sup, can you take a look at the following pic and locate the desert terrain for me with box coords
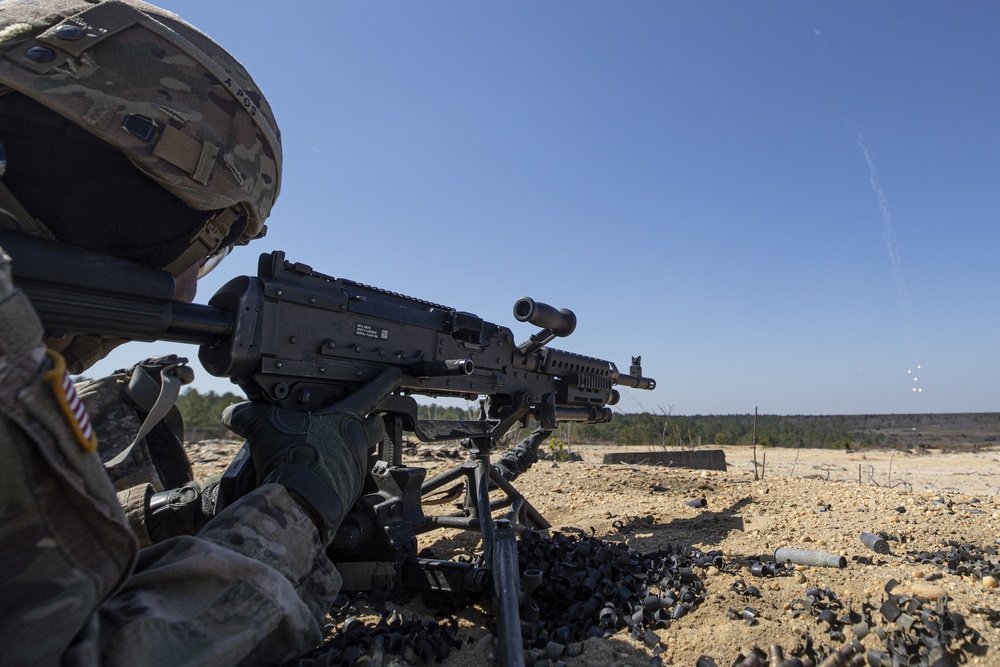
[189,441,1000,666]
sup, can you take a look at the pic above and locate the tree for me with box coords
[176,388,243,441]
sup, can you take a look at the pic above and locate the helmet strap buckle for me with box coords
[162,209,238,277]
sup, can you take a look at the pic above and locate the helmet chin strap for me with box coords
[162,208,240,277]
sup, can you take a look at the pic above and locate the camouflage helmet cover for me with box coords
[0,0,281,263]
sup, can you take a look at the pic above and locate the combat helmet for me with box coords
[0,0,281,276]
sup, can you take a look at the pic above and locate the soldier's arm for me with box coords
[0,258,337,666]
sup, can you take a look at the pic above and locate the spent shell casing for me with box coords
[774,547,847,569]
[860,532,890,555]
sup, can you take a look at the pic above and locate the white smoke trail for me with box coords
[857,134,922,393]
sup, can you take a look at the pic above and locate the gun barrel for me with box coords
[615,373,656,390]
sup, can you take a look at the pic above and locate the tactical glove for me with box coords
[221,369,399,545]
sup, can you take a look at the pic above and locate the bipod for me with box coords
[327,398,550,665]
[417,430,550,667]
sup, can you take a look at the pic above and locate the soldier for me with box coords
[0,1,388,664]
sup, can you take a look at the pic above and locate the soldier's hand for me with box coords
[221,369,400,544]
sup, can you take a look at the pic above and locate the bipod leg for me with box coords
[464,437,526,666]
[494,519,525,667]
[487,464,551,532]
[471,451,495,563]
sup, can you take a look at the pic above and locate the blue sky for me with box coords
[89,2,1000,416]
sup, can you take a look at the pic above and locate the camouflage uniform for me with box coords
[0,271,342,665]
[0,1,347,663]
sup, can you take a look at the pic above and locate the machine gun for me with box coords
[2,230,655,665]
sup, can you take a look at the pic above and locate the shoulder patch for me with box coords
[43,350,97,453]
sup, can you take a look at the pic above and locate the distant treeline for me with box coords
[176,389,243,441]
[174,389,1000,450]
[416,404,1000,449]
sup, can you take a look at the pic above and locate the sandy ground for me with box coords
[611,444,1000,498]
[189,441,1000,666]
